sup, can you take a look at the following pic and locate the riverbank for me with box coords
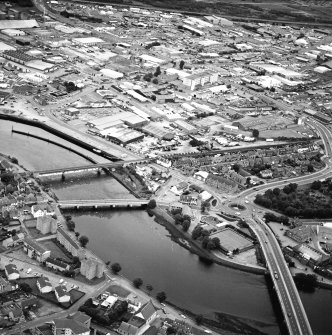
[152,206,266,275]
[0,112,119,161]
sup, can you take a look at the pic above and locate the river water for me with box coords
[1,119,331,335]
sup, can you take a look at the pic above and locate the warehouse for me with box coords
[100,68,124,79]
[72,37,105,45]
[88,111,148,130]
[101,127,144,145]
[142,123,174,140]
[174,119,197,134]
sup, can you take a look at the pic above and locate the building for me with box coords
[0,276,13,293]
[135,301,159,324]
[31,204,55,218]
[117,322,139,335]
[5,264,20,281]
[9,307,25,323]
[52,312,91,335]
[56,228,84,259]
[36,215,57,235]
[23,237,51,262]
[2,232,25,248]
[286,225,313,243]
[54,285,71,303]
[182,71,218,90]
[194,171,209,182]
[80,257,105,280]
[45,257,70,272]
[36,277,53,294]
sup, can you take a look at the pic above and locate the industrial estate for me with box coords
[0,0,332,335]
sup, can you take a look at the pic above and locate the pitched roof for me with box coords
[118,322,139,335]
[54,285,69,298]
[136,301,158,320]
[5,264,19,275]
[37,277,52,288]
[57,228,80,250]
[24,237,49,255]
[46,257,68,269]
[53,318,89,334]
[68,311,91,324]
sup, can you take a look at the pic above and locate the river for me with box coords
[1,119,331,335]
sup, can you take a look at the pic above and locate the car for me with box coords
[161,303,166,307]
[180,314,186,319]
[287,312,292,318]
[204,330,212,334]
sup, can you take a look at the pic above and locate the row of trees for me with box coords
[65,216,89,247]
[171,208,192,232]
[191,226,221,250]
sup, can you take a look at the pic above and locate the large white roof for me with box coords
[0,20,39,30]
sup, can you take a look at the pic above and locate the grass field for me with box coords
[40,239,72,262]
[212,228,253,252]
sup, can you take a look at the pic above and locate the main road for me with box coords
[228,118,332,335]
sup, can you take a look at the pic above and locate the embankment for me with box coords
[0,113,119,161]
[152,206,266,275]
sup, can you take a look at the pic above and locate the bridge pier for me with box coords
[97,169,101,176]
[61,172,65,181]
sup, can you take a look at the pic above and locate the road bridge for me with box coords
[34,158,152,177]
[251,216,313,335]
[58,199,149,209]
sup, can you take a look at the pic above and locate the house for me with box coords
[54,285,71,303]
[31,204,55,218]
[5,264,20,281]
[135,301,159,324]
[194,171,209,182]
[9,306,25,323]
[23,237,51,262]
[260,169,273,178]
[52,312,91,335]
[179,195,198,206]
[0,276,13,293]
[21,297,38,310]
[117,321,139,335]
[2,232,25,248]
[37,277,53,294]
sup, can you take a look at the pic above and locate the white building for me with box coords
[5,264,20,281]
[182,71,218,90]
[54,285,71,303]
[31,204,55,218]
[37,277,53,294]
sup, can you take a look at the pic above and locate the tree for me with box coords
[272,188,281,196]
[152,78,158,84]
[20,283,32,294]
[111,262,122,274]
[79,235,89,248]
[232,164,240,173]
[133,278,143,288]
[166,327,176,335]
[179,60,185,69]
[154,66,161,77]
[182,220,190,232]
[201,200,211,213]
[75,232,80,239]
[174,213,184,225]
[195,314,203,325]
[106,261,111,266]
[156,291,167,303]
[147,199,157,209]
[146,284,153,294]
[307,164,314,173]
[294,273,317,292]
[252,129,259,138]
